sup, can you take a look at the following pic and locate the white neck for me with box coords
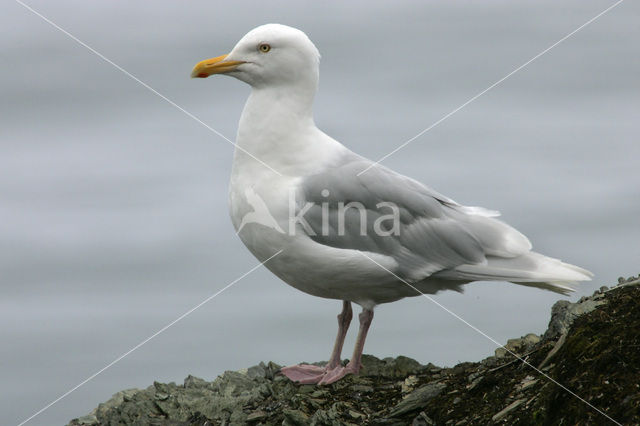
[233,82,327,175]
[238,85,315,147]
[231,66,348,180]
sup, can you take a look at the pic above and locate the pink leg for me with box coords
[327,301,353,369]
[319,308,374,385]
[280,301,353,384]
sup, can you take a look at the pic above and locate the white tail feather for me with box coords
[434,251,593,295]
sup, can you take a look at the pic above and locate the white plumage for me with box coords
[192,24,592,384]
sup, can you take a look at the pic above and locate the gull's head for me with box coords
[191,24,320,89]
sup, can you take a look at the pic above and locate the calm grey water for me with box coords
[1,1,639,424]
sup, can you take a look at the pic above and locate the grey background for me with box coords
[1,1,638,424]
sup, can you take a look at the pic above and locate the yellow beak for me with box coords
[191,54,245,78]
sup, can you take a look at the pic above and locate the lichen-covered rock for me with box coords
[388,382,446,417]
[494,332,541,358]
[544,298,606,340]
[69,275,640,425]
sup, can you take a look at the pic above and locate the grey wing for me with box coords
[297,155,532,282]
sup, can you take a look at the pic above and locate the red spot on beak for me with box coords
[197,73,208,78]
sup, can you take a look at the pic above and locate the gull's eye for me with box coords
[259,43,271,53]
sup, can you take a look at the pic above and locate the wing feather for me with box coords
[297,156,527,282]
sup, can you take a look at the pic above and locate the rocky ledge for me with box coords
[70,275,640,425]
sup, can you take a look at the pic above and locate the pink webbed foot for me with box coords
[280,302,372,385]
[280,364,326,384]
[280,362,360,385]
[317,363,359,385]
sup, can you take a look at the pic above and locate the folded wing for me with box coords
[297,154,591,293]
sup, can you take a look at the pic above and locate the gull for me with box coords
[191,24,592,385]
